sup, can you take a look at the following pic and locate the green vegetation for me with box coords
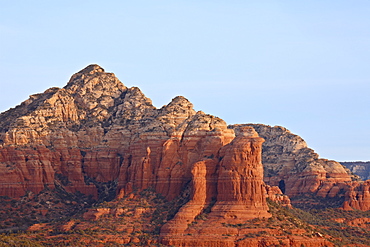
[147,186,190,234]
[267,198,370,246]
[291,193,345,210]
[1,187,370,246]
[0,234,44,247]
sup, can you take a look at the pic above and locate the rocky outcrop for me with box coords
[342,180,370,211]
[159,127,334,246]
[161,127,271,239]
[1,65,357,207]
[334,217,370,229]
[1,67,292,245]
[230,124,370,210]
[265,185,292,208]
[210,127,270,219]
[0,146,55,197]
[0,65,257,207]
[0,65,127,198]
[0,65,368,205]
[82,207,129,220]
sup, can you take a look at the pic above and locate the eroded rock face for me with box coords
[265,185,292,208]
[161,127,271,239]
[0,64,368,221]
[1,64,366,245]
[343,180,370,211]
[211,127,270,219]
[0,146,55,197]
[0,66,281,245]
[0,65,244,205]
[232,124,370,210]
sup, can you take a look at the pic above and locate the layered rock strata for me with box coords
[233,124,370,210]
[0,65,267,209]
[1,64,365,245]
[342,180,370,211]
[161,127,271,238]
[210,127,270,219]
[0,64,368,218]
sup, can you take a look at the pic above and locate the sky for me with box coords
[1,1,370,161]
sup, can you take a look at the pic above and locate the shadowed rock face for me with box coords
[341,161,370,181]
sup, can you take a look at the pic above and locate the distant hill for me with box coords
[341,161,370,181]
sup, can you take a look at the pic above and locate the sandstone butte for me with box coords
[0,64,368,246]
[231,124,370,211]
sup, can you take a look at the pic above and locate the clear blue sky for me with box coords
[1,1,370,161]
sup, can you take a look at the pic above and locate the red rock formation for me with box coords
[160,159,214,236]
[160,127,272,245]
[265,185,292,208]
[0,65,236,204]
[0,146,55,197]
[334,217,370,229]
[0,64,367,203]
[0,65,350,245]
[83,208,111,220]
[117,111,235,200]
[210,126,270,220]
[343,180,370,211]
[233,124,370,210]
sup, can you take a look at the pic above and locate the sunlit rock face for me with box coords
[0,65,234,202]
[231,124,370,210]
[0,64,368,217]
[210,126,270,219]
[1,64,368,246]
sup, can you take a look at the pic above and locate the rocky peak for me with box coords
[167,96,192,106]
[64,64,126,100]
[154,96,196,131]
[111,86,156,126]
[160,96,195,116]
[66,64,106,86]
[0,65,130,146]
[77,64,105,74]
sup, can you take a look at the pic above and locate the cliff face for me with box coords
[0,65,287,245]
[0,65,272,207]
[2,64,368,246]
[161,127,270,239]
[231,124,370,210]
[159,128,334,247]
[0,65,367,207]
[342,180,370,211]
[211,127,270,219]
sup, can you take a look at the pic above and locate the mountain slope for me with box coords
[0,65,369,246]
